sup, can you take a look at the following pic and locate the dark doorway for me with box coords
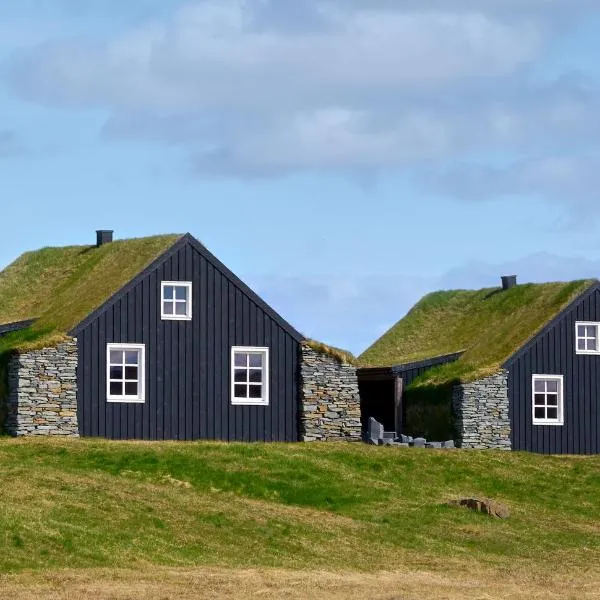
[358,377,396,432]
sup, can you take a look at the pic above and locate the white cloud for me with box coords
[426,155,600,221]
[5,0,600,212]
[10,2,546,111]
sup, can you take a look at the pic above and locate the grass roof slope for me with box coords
[0,234,181,352]
[359,280,595,384]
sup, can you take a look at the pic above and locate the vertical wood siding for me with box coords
[77,241,299,441]
[507,286,600,454]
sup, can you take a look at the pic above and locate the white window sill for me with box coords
[107,397,145,403]
[231,399,269,407]
[532,420,564,426]
[161,315,192,321]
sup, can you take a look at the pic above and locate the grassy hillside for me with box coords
[359,281,593,383]
[0,438,598,583]
[0,235,180,353]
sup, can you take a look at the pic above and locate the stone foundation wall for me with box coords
[452,370,511,449]
[299,344,362,441]
[5,339,79,436]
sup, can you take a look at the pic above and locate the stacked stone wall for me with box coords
[5,339,79,436]
[299,345,361,441]
[452,370,511,449]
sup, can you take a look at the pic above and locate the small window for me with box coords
[231,347,269,406]
[107,344,145,403]
[575,321,600,354]
[161,281,192,321]
[532,375,563,425]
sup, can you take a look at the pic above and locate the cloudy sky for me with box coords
[2,1,600,354]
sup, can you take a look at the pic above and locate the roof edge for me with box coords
[182,234,304,342]
[358,351,464,375]
[69,235,186,335]
[0,319,38,337]
[70,233,305,343]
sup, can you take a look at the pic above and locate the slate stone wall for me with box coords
[299,344,362,441]
[5,339,79,436]
[452,370,511,449]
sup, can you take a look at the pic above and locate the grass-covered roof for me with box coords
[359,279,595,385]
[0,234,181,353]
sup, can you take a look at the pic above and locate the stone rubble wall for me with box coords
[299,344,362,441]
[5,339,79,436]
[452,370,511,449]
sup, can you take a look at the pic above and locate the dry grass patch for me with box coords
[2,566,600,600]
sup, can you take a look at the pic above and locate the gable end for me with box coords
[503,281,600,368]
[182,234,303,342]
[70,233,304,342]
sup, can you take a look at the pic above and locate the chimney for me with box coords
[96,230,114,247]
[501,275,517,290]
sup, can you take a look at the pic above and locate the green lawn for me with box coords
[0,439,598,578]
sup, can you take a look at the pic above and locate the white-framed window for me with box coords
[231,346,269,406]
[532,374,564,426]
[161,281,193,321]
[575,321,600,354]
[107,343,145,403]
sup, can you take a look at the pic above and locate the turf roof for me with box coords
[359,279,596,385]
[0,234,181,353]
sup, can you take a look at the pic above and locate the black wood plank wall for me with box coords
[506,286,600,454]
[77,241,299,441]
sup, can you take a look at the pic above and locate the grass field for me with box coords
[0,438,599,598]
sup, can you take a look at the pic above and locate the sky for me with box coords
[2,1,600,355]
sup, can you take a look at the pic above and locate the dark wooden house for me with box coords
[0,232,317,442]
[359,276,600,454]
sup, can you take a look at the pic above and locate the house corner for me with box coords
[298,343,362,442]
[5,338,79,437]
[452,370,511,450]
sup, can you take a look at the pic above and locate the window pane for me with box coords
[249,385,262,399]
[125,366,138,380]
[534,394,546,406]
[234,353,247,367]
[578,339,586,350]
[125,351,139,365]
[234,369,247,383]
[547,407,558,420]
[534,380,545,392]
[249,353,263,368]
[249,369,262,383]
[546,394,558,406]
[110,366,123,380]
[546,380,558,393]
[163,285,174,300]
[110,382,123,396]
[175,302,187,316]
[586,326,596,337]
[125,382,138,396]
[578,325,586,337]
[534,407,545,419]
[588,339,598,351]
[110,350,123,364]
[163,301,174,315]
[175,286,187,300]
[234,384,247,398]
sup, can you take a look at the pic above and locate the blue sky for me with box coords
[2,1,600,354]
